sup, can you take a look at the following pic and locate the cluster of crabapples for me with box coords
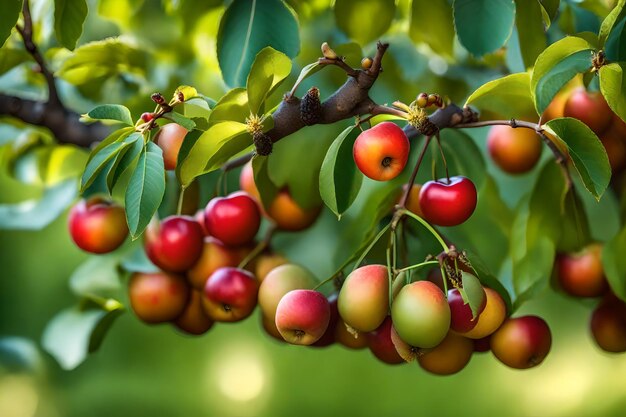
[66,93,626,374]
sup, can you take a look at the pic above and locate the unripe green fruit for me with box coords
[391,280,451,348]
[338,264,389,332]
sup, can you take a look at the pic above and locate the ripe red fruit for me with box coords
[590,296,626,353]
[173,290,214,335]
[419,176,477,227]
[204,191,261,247]
[68,197,128,254]
[140,112,154,122]
[144,215,204,273]
[311,294,339,348]
[155,123,188,170]
[338,264,389,332]
[353,121,410,181]
[563,88,612,135]
[391,280,451,348]
[555,243,608,298]
[129,272,190,324]
[448,287,487,333]
[367,316,405,365]
[490,315,552,369]
[275,289,331,345]
[202,267,258,322]
[487,125,542,174]
[460,287,507,339]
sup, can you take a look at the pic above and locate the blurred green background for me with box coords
[2,0,626,416]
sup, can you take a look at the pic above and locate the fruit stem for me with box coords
[176,186,185,216]
[396,260,439,274]
[398,135,432,208]
[351,223,392,272]
[434,132,450,183]
[400,209,449,253]
[386,230,395,309]
[238,225,276,270]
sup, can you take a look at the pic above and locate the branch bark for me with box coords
[1,0,110,147]
[0,94,110,147]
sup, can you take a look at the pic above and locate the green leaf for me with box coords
[178,121,248,187]
[0,179,76,230]
[81,140,133,191]
[540,0,560,23]
[247,47,292,115]
[108,133,143,191]
[181,98,211,120]
[162,112,196,131]
[335,0,395,45]
[531,36,594,114]
[42,303,123,370]
[175,129,202,183]
[70,255,123,298]
[57,38,147,86]
[319,126,363,218]
[83,104,133,126]
[409,0,454,58]
[599,0,625,46]
[54,0,88,50]
[252,154,278,210]
[460,272,485,319]
[556,187,592,253]
[0,47,29,76]
[515,0,547,69]
[0,0,22,48]
[453,0,515,56]
[125,142,166,238]
[465,72,537,121]
[174,85,198,101]
[603,226,626,301]
[291,62,322,95]
[544,118,611,200]
[217,0,300,88]
[209,88,249,124]
[599,63,626,123]
[605,15,626,61]
[511,162,566,306]
[88,127,134,162]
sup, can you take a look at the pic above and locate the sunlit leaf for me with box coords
[531,36,594,114]
[247,47,292,115]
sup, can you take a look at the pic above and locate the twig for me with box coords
[15,0,61,107]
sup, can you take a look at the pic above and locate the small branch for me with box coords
[222,152,254,172]
[318,57,359,77]
[455,119,538,130]
[0,94,110,147]
[16,0,61,107]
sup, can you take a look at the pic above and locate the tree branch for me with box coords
[15,0,61,107]
[0,0,111,147]
[0,94,110,147]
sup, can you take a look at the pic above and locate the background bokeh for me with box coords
[2,1,626,416]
